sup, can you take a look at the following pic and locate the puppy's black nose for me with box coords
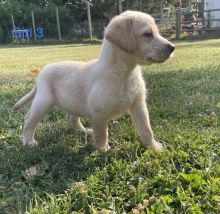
[167,44,175,53]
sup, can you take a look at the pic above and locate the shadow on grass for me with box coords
[144,65,220,122]
[0,127,115,212]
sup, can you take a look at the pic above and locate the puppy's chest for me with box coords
[116,84,138,104]
[106,79,140,109]
[89,70,145,119]
[102,82,138,119]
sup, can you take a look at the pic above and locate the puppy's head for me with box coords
[105,11,175,64]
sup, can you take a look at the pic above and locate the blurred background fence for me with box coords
[1,5,108,43]
[1,0,220,44]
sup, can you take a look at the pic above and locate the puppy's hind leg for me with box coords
[23,96,52,147]
[67,114,93,134]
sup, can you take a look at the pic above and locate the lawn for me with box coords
[0,40,219,213]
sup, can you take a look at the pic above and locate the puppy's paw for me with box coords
[23,138,39,147]
[151,140,163,151]
[142,139,164,151]
[85,128,93,135]
[93,143,111,151]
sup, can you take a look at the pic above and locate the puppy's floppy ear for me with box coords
[105,16,136,54]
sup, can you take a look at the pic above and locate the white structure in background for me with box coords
[204,0,220,28]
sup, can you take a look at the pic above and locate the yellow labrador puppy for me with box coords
[13,11,174,150]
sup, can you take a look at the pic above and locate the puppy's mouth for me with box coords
[146,57,165,64]
[147,58,161,63]
[147,53,174,64]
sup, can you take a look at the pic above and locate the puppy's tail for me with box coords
[13,85,37,111]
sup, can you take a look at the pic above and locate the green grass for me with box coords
[0,40,220,213]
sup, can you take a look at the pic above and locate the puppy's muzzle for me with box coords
[153,44,175,63]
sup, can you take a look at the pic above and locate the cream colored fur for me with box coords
[13,11,174,150]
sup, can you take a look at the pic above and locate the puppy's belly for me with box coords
[109,108,128,120]
[90,98,132,120]
[56,98,88,117]
[109,100,132,119]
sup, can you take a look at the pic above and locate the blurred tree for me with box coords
[0,0,203,43]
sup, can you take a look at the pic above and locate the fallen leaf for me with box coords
[209,112,217,121]
[0,140,7,145]
[22,165,39,180]
[31,67,41,74]
[142,199,150,207]
[149,196,157,205]
[132,208,139,214]
[100,209,111,214]
[137,203,145,211]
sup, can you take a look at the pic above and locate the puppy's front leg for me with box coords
[92,119,110,151]
[129,97,163,150]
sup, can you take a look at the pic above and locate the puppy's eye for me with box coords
[143,32,153,37]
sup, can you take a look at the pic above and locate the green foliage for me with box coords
[0,0,72,43]
[0,40,220,213]
[0,2,12,43]
[0,0,205,43]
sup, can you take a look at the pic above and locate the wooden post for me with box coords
[56,7,62,41]
[86,1,92,40]
[31,11,37,41]
[176,8,181,39]
[119,0,123,14]
[11,14,17,40]
[11,14,15,29]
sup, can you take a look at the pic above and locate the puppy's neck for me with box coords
[99,39,137,73]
